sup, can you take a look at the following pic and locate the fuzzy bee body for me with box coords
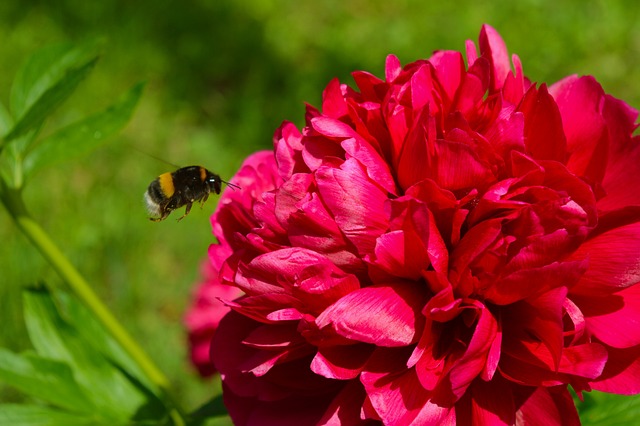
[144,166,232,221]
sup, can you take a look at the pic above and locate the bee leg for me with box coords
[200,193,210,208]
[177,202,193,221]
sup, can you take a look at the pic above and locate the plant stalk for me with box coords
[0,182,186,426]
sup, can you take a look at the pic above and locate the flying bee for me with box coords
[144,166,240,222]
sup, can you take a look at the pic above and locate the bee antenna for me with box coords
[133,147,181,169]
[222,179,241,191]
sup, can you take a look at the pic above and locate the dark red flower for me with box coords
[191,25,640,424]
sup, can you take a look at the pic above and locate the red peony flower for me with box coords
[194,25,640,424]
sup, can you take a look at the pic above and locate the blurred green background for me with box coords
[1,0,639,419]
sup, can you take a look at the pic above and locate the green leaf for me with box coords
[23,82,144,178]
[22,288,146,422]
[10,41,102,121]
[0,404,98,426]
[4,50,99,143]
[53,287,157,395]
[187,395,232,426]
[0,349,94,413]
[579,391,640,425]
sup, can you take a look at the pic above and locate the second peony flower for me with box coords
[190,24,640,425]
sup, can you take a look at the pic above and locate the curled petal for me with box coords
[316,282,427,346]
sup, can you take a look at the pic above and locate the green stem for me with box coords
[0,182,186,426]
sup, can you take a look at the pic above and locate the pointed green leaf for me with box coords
[22,288,146,422]
[0,349,94,413]
[4,56,98,143]
[53,288,157,395]
[23,82,144,177]
[0,404,98,426]
[10,41,102,120]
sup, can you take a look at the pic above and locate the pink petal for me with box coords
[341,136,397,194]
[409,64,435,111]
[368,198,448,280]
[514,386,580,426]
[222,385,337,426]
[447,302,499,398]
[504,287,567,369]
[316,282,426,346]
[569,221,640,295]
[598,135,640,211]
[549,75,609,185]
[385,54,402,82]
[502,53,526,104]
[274,121,305,180]
[316,380,369,425]
[466,376,516,425]
[518,84,567,162]
[315,158,390,256]
[311,344,373,380]
[558,343,608,378]
[429,50,466,108]
[396,116,496,192]
[603,93,639,150]
[352,70,386,102]
[479,24,511,93]
[361,349,453,426]
[591,345,640,394]
[286,191,365,274]
[322,78,349,119]
[573,284,640,348]
[485,260,587,305]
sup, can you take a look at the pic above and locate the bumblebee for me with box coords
[144,166,238,221]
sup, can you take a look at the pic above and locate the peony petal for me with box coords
[502,53,526,104]
[598,134,640,211]
[222,384,338,426]
[368,197,448,280]
[479,24,512,93]
[514,386,580,426]
[591,345,640,394]
[274,121,306,180]
[519,84,567,162]
[429,50,466,108]
[396,111,496,192]
[311,344,373,380]
[361,348,454,426]
[316,282,427,346]
[447,301,499,399]
[603,93,639,150]
[316,380,369,425]
[549,75,609,185]
[315,158,389,256]
[558,343,608,379]
[385,54,402,82]
[352,70,386,102]
[322,78,349,119]
[341,136,397,194]
[569,221,640,295]
[465,375,515,425]
[573,284,640,348]
[486,260,587,306]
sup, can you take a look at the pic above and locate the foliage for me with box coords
[0,1,639,425]
[0,42,230,424]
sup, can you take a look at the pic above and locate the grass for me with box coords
[0,0,639,420]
